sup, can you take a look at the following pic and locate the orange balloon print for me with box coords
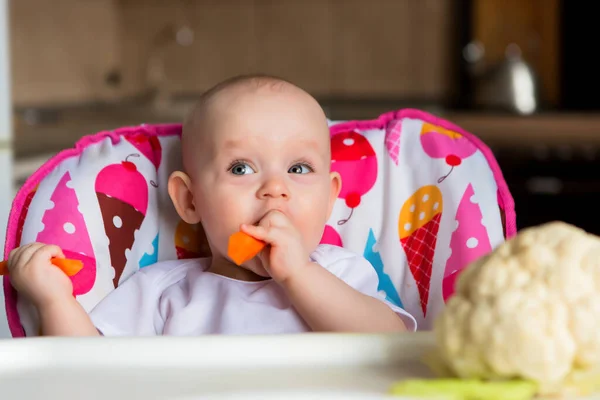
[420,122,463,140]
[174,220,203,260]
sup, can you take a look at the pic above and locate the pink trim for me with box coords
[329,108,516,238]
[3,110,516,337]
[3,124,182,337]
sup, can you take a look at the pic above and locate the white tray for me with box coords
[0,332,436,400]
[0,332,597,400]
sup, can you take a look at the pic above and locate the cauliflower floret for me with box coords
[434,221,600,391]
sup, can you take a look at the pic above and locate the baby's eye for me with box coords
[229,162,256,175]
[288,163,313,174]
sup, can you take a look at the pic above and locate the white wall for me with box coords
[0,0,13,339]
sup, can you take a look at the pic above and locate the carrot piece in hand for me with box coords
[227,231,266,266]
[0,258,83,276]
[51,258,84,276]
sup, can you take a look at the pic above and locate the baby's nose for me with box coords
[257,177,290,199]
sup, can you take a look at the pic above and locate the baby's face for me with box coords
[189,85,339,275]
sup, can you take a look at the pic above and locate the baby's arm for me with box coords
[7,243,99,336]
[241,211,414,333]
[282,260,408,333]
[38,297,99,336]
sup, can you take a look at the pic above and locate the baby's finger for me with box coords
[11,243,44,270]
[241,224,287,246]
[240,224,271,242]
[31,245,64,266]
[6,248,21,273]
[7,248,18,264]
[259,210,291,229]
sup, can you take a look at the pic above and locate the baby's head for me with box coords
[168,74,341,276]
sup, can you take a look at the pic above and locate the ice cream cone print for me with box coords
[330,131,378,225]
[384,120,402,165]
[443,184,492,301]
[174,220,209,259]
[139,234,159,268]
[95,154,149,287]
[398,185,443,317]
[419,122,477,183]
[36,172,96,296]
[364,228,403,308]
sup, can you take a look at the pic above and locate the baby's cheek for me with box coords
[295,197,330,250]
[200,193,251,243]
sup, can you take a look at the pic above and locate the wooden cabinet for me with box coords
[10,0,122,105]
[332,0,453,99]
[10,0,460,107]
[255,0,335,95]
[470,0,560,105]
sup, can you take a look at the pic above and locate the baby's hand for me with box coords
[7,243,73,308]
[241,210,310,284]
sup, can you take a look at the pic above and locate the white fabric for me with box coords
[89,244,417,335]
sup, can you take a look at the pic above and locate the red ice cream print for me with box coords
[398,185,443,317]
[95,154,149,287]
[443,184,492,301]
[330,131,378,225]
[419,122,477,183]
[35,172,97,296]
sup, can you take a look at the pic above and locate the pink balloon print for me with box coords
[443,184,492,301]
[330,131,378,225]
[420,122,477,183]
[384,120,402,165]
[320,224,343,247]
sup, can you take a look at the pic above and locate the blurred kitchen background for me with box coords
[0,0,599,273]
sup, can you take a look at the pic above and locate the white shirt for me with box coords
[90,244,417,335]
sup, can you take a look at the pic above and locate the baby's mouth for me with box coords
[257,208,286,222]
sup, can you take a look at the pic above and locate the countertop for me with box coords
[10,102,600,160]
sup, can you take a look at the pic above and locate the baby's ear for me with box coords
[168,171,201,224]
[327,171,342,219]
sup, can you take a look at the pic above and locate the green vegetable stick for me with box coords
[389,379,538,400]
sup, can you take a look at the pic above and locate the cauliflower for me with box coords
[434,221,600,393]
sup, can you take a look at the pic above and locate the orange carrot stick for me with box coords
[0,258,83,276]
[227,231,266,266]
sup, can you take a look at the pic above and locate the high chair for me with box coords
[2,108,515,336]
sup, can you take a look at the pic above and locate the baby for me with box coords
[7,75,417,335]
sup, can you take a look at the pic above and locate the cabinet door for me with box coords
[11,0,122,105]
[254,0,334,96]
[471,0,560,105]
[331,0,453,99]
[120,0,257,94]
